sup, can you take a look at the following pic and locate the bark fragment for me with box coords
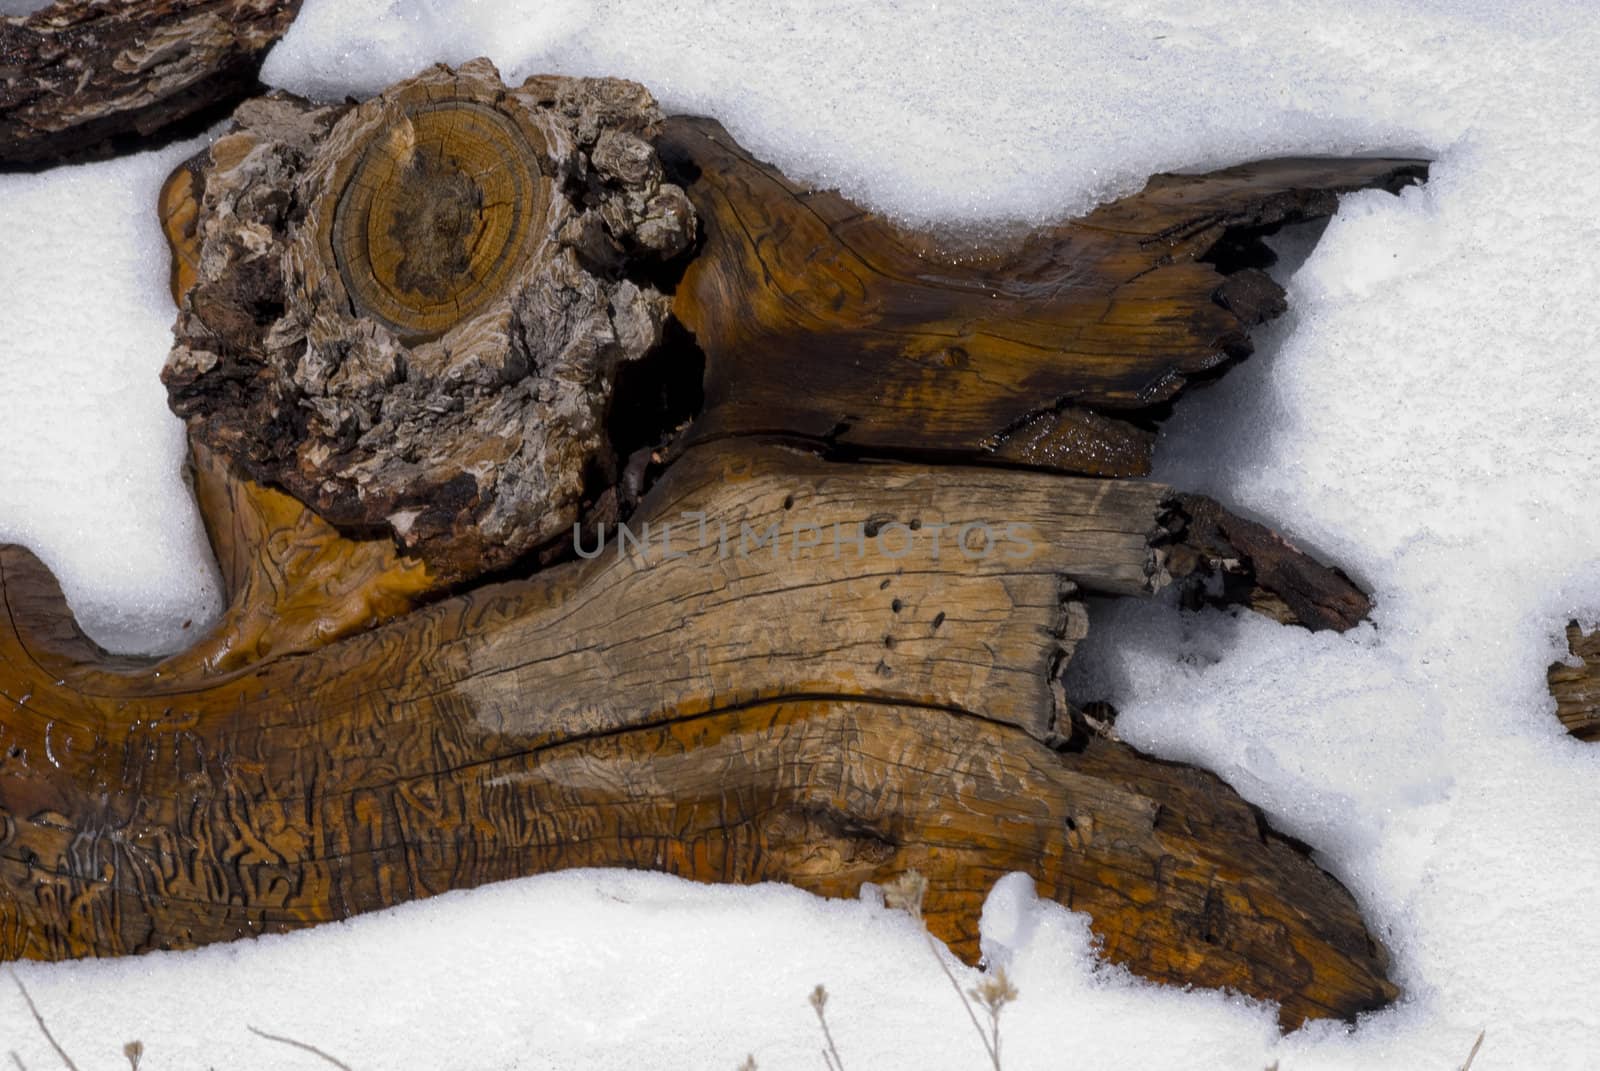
[1549,621,1600,740]
[1154,493,1372,632]
[0,0,302,168]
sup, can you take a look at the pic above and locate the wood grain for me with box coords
[1,78,1428,1027]
[0,443,1393,1027]
[662,116,1426,477]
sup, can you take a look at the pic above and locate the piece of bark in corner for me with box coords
[1154,493,1371,632]
[1549,621,1600,740]
[0,0,303,168]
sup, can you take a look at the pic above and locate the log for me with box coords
[661,116,1426,477]
[1549,621,1600,740]
[0,444,1392,1028]
[159,67,1426,593]
[0,0,302,168]
[0,59,1431,1029]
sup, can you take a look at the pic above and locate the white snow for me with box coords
[4,0,1600,1068]
[0,139,223,654]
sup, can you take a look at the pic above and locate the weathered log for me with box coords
[0,0,301,168]
[661,116,1427,477]
[0,443,1393,1028]
[1549,621,1600,740]
[159,71,1426,593]
[0,61,1430,1028]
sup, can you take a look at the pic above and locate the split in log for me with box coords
[1549,621,1600,740]
[0,59,1435,1030]
[0,0,302,168]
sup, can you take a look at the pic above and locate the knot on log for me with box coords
[162,59,697,583]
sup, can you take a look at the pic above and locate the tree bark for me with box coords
[161,64,697,584]
[0,0,302,168]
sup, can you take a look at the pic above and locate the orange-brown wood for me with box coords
[0,444,1392,1029]
[0,81,1429,1030]
[161,441,434,675]
[662,115,1426,477]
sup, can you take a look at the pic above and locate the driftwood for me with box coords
[0,0,301,168]
[663,118,1425,477]
[1549,622,1600,740]
[0,60,1432,1029]
[0,446,1391,1028]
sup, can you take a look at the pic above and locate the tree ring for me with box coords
[323,97,549,344]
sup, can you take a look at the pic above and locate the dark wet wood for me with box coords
[661,115,1426,477]
[1156,494,1370,632]
[1549,621,1600,740]
[0,0,302,168]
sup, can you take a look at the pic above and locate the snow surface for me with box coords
[4,0,1600,1067]
[0,139,223,654]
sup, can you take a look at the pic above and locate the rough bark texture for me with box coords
[0,67,1437,1029]
[162,60,697,585]
[1549,621,1600,740]
[0,444,1394,1029]
[0,0,301,168]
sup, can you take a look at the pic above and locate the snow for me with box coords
[0,139,223,655]
[4,0,1600,1068]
